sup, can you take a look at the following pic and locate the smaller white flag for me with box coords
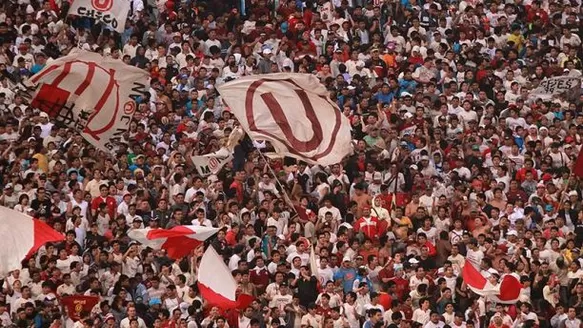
[68,0,130,33]
[190,148,233,177]
[530,76,581,100]
[310,244,319,280]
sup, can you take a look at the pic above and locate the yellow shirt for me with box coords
[32,153,48,173]
[507,33,525,51]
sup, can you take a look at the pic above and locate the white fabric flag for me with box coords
[190,147,233,177]
[68,0,130,33]
[530,76,581,100]
[0,207,64,277]
[21,49,149,152]
[217,73,352,166]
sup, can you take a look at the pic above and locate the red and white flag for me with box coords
[197,246,255,310]
[61,295,100,321]
[22,49,149,152]
[217,73,352,166]
[68,0,130,33]
[462,262,521,303]
[128,226,219,259]
[0,206,64,277]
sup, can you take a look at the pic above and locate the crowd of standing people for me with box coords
[0,0,582,327]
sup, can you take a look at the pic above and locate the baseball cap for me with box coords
[149,298,162,306]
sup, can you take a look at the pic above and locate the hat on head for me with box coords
[149,298,162,306]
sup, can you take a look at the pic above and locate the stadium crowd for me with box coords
[0,0,582,327]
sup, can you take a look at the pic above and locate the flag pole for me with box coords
[255,148,299,217]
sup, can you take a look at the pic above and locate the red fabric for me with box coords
[27,219,65,258]
[146,226,205,259]
[354,216,380,240]
[423,241,437,257]
[249,268,270,291]
[61,295,99,321]
[90,196,117,219]
[574,146,583,178]
[225,230,237,246]
[198,283,255,310]
[378,292,392,310]
[463,262,487,289]
[463,263,522,302]
[498,275,523,302]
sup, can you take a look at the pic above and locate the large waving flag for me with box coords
[462,262,521,303]
[18,49,149,152]
[198,246,254,310]
[0,206,64,277]
[128,226,219,259]
[217,73,352,166]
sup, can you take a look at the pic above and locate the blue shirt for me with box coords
[334,267,357,293]
[375,91,394,104]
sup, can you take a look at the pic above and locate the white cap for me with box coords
[262,48,272,55]
[507,230,518,236]
[412,45,421,53]
[339,222,353,230]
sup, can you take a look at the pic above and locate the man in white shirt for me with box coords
[228,245,245,271]
[466,239,484,266]
[119,306,147,328]
[424,311,446,328]
[561,307,581,328]
[286,241,310,266]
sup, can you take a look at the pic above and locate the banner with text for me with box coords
[191,148,233,177]
[530,76,581,101]
[19,49,149,152]
[68,0,130,33]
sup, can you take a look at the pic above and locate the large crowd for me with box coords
[0,0,582,327]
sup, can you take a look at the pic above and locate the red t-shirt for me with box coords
[91,196,117,219]
[250,267,270,291]
[378,292,392,310]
